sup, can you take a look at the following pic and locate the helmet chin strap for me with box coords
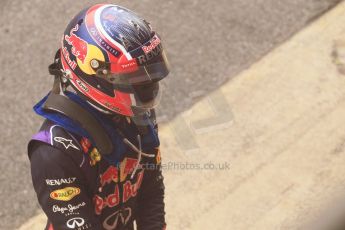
[43,85,114,155]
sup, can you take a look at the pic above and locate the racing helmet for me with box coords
[58,4,170,117]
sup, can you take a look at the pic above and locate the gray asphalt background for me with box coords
[0,0,341,229]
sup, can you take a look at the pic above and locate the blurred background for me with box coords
[1,0,345,229]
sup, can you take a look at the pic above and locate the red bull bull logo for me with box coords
[95,158,144,215]
[65,24,88,63]
[100,166,119,187]
[100,158,138,187]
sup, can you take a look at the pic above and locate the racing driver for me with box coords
[28,4,169,230]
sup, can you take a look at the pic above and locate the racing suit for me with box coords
[28,93,166,230]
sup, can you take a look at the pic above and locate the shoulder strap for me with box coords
[42,93,113,155]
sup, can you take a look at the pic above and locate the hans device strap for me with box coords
[42,93,113,155]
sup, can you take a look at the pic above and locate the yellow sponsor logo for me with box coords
[89,148,101,166]
[50,187,80,201]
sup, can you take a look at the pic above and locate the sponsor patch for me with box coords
[50,187,81,201]
[137,43,163,65]
[53,137,80,150]
[142,35,161,54]
[53,202,86,214]
[89,148,101,166]
[66,217,85,229]
[94,170,144,214]
[103,207,131,230]
[75,80,89,92]
[65,24,88,64]
[62,46,77,70]
[46,177,76,186]
[80,137,91,153]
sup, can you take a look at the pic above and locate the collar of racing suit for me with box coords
[32,91,159,166]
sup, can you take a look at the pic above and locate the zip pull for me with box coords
[130,135,143,179]
[122,135,154,179]
[122,138,155,158]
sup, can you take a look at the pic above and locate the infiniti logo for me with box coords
[66,217,85,228]
[103,207,131,230]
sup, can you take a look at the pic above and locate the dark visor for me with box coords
[93,34,170,86]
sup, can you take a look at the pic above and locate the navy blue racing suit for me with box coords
[28,93,166,230]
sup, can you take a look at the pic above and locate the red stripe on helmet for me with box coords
[85,5,139,75]
[85,4,124,64]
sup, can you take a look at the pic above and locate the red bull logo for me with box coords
[65,24,88,63]
[100,166,119,187]
[122,171,144,202]
[94,170,144,215]
[94,186,120,215]
[95,158,144,215]
[142,35,161,54]
[100,158,138,187]
[62,47,77,70]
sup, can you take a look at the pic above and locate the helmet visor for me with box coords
[94,35,170,86]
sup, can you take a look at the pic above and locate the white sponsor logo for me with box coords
[53,202,86,214]
[103,207,131,230]
[54,137,80,150]
[142,35,161,54]
[46,177,76,186]
[67,217,85,229]
[76,80,89,92]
